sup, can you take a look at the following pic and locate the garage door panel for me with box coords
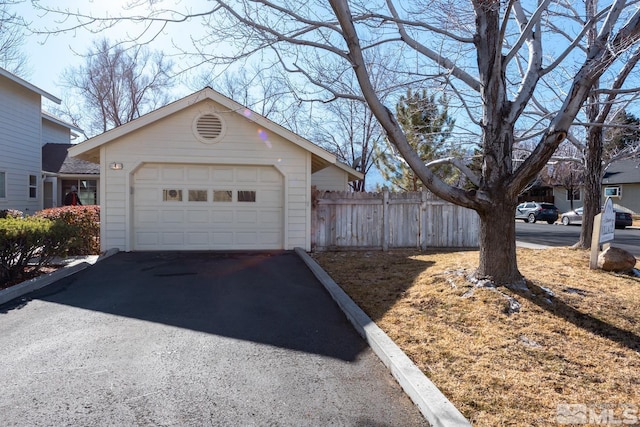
[211,210,234,224]
[161,210,185,223]
[259,210,282,226]
[187,166,210,181]
[187,210,209,223]
[187,232,210,245]
[259,232,282,245]
[236,168,258,182]
[260,168,281,183]
[134,164,284,250]
[162,232,185,245]
[212,232,234,244]
[212,168,234,182]
[136,232,159,246]
[161,165,186,180]
[136,187,159,202]
[259,189,282,206]
[236,231,258,245]
[236,210,258,224]
[137,210,159,224]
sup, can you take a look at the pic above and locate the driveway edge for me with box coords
[295,247,471,427]
[0,248,119,306]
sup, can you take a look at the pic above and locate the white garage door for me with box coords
[133,164,284,250]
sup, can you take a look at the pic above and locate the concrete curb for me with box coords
[516,240,551,249]
[295,247,471,427]
[0,248,120,306]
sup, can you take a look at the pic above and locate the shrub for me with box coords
[0,209,24,219]
[35,206,100,255]
[0,217,74,285]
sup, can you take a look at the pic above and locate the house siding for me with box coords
[607,183,640,214]
[100,99,311,251]
[42,119,72,145]
[311,165,349,191]
[553,187,582,214]
[0,76,42,214]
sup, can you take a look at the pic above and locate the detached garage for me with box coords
[69,87,361,252]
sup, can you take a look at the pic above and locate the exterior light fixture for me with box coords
[109,162,124,170]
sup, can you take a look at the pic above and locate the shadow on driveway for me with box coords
[2,251,367,361]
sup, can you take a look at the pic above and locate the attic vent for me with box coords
[194,113,225,143]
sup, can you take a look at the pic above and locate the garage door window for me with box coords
[213,190,232,202]
[188,190,208,202]
[238,190,256,202]
[163,189,183,201]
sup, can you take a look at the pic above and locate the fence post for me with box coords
[420,190,428,251]
[382,188,389,251]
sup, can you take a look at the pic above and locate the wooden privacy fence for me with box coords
[311,189,479,251]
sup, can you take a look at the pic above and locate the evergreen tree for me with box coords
[376,89,455,191]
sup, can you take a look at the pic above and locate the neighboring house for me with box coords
[0,67,83,212]
[69,87,362,252]
[552,186,582,214]
[602,158,640,214]
[551,158,640,214]
[42,143,100,208]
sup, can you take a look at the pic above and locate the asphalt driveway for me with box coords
[0,251,427,426]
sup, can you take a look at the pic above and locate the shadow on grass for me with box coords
[510,281,640,352]
[320,250,474,322]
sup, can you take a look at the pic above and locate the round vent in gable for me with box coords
[193,113,225,143]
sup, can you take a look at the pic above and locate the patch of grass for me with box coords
[312,248,640,426]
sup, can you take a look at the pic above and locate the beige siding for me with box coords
[0,76,42,213]
[553,187,582,214]
[101,99,311,251]
[610,184,640,214]
[311,165,349,191]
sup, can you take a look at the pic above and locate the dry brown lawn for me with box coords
[312,247,640,426]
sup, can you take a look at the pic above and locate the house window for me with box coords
[62,179,98,205]
[29,175,37,198]
[238,190,256,202]
[566,189,580,201]
[0,172,5,198]
[604,186,621,198]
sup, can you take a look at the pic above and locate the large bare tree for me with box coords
[32,0,640,285]
[61,38,174,137]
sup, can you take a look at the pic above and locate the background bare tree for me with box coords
[0,1,28,75]
[517,0,640,249]
[60,38,174,137]
[31,0,640,285]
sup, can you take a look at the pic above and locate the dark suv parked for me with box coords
[515,202,559,224]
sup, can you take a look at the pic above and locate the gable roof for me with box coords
[42,143,100,175]
[68,87,363,181]
[602,158,640,185]
[0,67,61,104]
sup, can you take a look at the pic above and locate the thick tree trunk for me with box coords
[576,126,603,248]
[475,194,523,285]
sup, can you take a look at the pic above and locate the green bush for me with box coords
[36,206,100,255]
[0,217,74,285]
